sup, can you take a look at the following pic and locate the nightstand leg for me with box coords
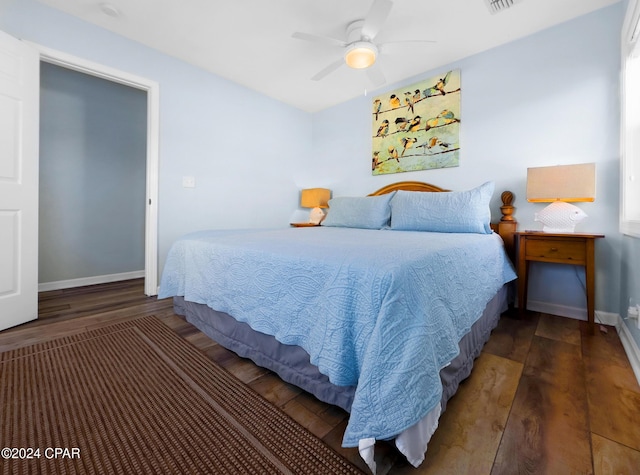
[585,240,596,333]
[518,260,529,318]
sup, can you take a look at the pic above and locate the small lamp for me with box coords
[526,163,596,233]
[301,188,331,224]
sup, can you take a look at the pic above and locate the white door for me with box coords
[0,30,39,330]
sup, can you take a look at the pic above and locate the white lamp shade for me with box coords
[526,163,596,202]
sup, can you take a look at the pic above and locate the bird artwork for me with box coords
[401,137,417,156]
[408,116,422,132]
[372,151,380,170]
[371,69,460,175]
[404,92,414,114]
[425,110,457,130]
[376,119,389,137]
[423,70,452,98]
[388,146,399,162]
[373,99,382,121]
[395,117,409,131]
[420,136,450,152]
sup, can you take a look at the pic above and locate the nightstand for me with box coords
[290,223,321,227]
[516,231,604,328]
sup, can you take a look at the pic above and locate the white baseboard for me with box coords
[525,300,618,326]
[38,270,145,292]
[525,300,587,320]
[617,317,640,386]
[595,310,621,326]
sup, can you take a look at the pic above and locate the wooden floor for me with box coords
[2,279,640,474]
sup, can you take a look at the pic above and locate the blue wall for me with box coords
[39,62,146,283]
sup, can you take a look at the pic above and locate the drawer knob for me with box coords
[550,247,558,252]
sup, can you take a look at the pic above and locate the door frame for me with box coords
[31,43,160,296]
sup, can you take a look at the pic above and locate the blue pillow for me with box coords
[321,192,395,229]
[390,182,494,234]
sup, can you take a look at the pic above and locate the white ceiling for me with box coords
[36,0,620,112]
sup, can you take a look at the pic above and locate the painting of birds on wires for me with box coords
[371,69,461,175]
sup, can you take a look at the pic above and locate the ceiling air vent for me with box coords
[484,0,523,15]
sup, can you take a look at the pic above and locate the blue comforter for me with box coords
[159,227,516,446]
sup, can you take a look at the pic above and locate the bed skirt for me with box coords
[173,284,509,414]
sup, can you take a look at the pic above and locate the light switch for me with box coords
[182,176,195,188]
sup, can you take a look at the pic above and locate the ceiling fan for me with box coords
[292,0,435,87]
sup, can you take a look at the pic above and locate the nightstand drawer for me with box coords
[525,238,586,262]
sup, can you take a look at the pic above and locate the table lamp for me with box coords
[301,188,331,224]
[526,163,595,233]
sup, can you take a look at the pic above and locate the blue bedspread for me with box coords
[159,227,516,446]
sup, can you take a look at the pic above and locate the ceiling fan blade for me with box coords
[361,0,393,40]
[311,58,345,81]
[292,31,347,48]
[366,63,386,88]
[378,40,437,54]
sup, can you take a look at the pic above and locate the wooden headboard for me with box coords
[368,181,517,261]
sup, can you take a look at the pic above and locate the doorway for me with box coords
[39,62,146,292]
[35,44,160,296]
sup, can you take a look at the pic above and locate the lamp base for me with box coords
[308,207,326,225]
[534,201,588,233]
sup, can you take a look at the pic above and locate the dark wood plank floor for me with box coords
[2,279,639,474]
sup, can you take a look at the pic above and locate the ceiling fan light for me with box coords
[344,43,377,69]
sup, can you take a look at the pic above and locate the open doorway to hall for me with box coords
[38,62,147,296]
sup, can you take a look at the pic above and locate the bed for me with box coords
[158,181,517,472]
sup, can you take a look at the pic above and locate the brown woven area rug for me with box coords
[0,316,364,474]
